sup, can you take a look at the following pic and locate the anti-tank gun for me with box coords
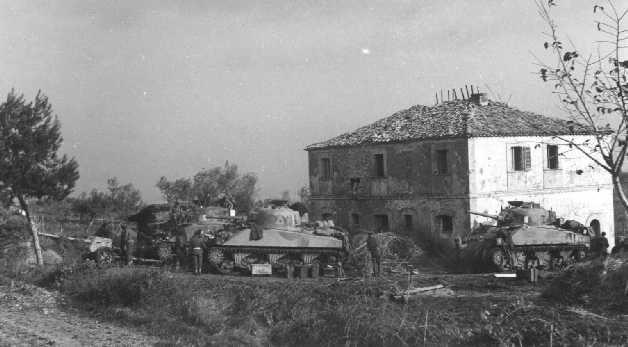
[462,201,591,272]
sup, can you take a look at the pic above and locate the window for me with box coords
[436,150,448,174]
[512,146,531,171]
[404,215,414,229]
[436,215,453,234]
[351,213,360,226]
[374,154,385,177]
[321,158,331,180]
[547,145,559,169]
[350,178,361,194]
[373,214,389,232]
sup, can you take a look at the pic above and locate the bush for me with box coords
[542,260,604,305]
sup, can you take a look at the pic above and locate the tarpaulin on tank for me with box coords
[223,228,343,249]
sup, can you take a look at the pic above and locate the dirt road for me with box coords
[0,282,160,347]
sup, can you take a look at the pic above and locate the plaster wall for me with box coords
[468,136,615,248]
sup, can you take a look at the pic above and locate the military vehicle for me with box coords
[206,205,348,276]
[462,201,591,272]
[128,202,244,262]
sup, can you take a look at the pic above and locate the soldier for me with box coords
[174,227,188,271]
[366,232,381,277]
[190,229,205,274]
[600,232,610,260]
[119,223,129,265]
[119,223,134,265]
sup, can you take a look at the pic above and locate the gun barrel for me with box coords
[469,211,499,219]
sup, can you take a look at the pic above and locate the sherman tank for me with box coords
[206,205,348,275]
[462,201,591,272]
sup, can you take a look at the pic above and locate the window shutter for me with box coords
[524,147,531,170]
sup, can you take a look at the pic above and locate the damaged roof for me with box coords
[305,100,596,150]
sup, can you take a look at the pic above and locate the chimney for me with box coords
[470,93,489,106]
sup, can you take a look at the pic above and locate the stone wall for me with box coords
[308,138,470,239]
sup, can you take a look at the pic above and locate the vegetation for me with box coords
[9,266,620,347]
[157,161,258,213]
[70,177,143,221]
[0,90,79,264]
[535,0,628,210]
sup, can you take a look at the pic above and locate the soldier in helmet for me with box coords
[174,226,188,271]
[189,229,205,274]
[366,232,381,277]
[600,232,609,260]
[119,223,133,265]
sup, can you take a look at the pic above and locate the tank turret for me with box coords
[462,201,590,272]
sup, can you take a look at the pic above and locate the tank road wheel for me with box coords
[94,247,114,266]
[573,248,587,262]
[208,248,237,275]
[209,248,225,265]
[487,247,508,272]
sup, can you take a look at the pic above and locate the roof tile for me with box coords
[306,100,595,150]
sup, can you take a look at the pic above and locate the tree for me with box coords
[298,185,311,205]
[156,176,193,204]
[535,0,628,211]
[156,162,258,213]
[280,190,292,202]
[70,190,107,222]
[0,90,79,265]
[105,177,143,217]
[70,177,143,221]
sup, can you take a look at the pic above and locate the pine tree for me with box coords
[0,90,79,265]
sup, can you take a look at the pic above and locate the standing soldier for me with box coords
[366,232,381,277]
[600,232,610,260]
[120,223,129,266]
[190,229,205,275]
[174,227,188,271]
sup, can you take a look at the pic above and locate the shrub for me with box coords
[542,260,604,305]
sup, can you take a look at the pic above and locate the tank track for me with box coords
[504,244,588,252]
[210,245,345,256]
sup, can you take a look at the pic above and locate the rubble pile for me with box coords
[543,254,628,313]
[348,232,423,270]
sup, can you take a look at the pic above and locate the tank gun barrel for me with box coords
[469,211,499,219]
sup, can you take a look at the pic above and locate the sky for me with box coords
[0,1,602,203]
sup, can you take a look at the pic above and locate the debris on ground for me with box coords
[348,232,423,272]
[386,284,455,302]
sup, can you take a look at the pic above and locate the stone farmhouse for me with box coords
[305,94,615,248]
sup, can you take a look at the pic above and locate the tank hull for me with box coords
[208,227,346,274]
[463,225,590,272]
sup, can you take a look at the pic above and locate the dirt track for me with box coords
[0,282,160,347]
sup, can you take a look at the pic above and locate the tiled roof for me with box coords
[305,100,596,150]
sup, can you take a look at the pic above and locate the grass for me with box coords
[22,266,624,346]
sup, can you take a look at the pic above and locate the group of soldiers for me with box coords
[118,223,206,274]
[173,228,206,274]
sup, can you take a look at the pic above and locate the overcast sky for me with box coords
[0,1,600,203]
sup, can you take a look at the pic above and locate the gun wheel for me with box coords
[94,247,114,266]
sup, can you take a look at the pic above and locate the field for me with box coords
[2,212,628,346]
[2,260,627,347]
